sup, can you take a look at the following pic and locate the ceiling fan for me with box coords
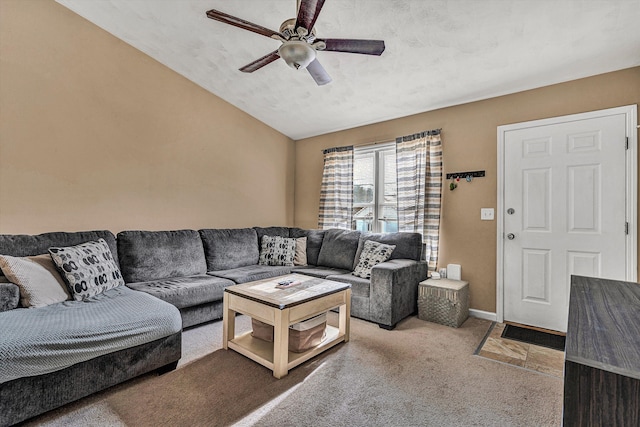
[205,0,385,86]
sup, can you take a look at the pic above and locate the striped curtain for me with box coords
[318,146,354,230]
[396,129,442,270]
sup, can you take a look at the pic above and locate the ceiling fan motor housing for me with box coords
[277,18,323,70]
[279,18,314,41]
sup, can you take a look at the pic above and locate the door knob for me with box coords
[507,233,515,240]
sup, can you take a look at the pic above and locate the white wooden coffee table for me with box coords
[222,273,351,378]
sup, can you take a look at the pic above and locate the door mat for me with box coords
[501,325,565,351]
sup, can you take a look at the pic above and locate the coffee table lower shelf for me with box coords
[228,325,345,372]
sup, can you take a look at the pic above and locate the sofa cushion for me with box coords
[259,235,296,266]
[352,240,396,279]
[199,228,259,271]
[207,265,292,284]
[0,230,119,265]
[254,226,290,243]
[326,273,371,298]
[354,232,422,266]
[317,229,361,270]
[117,230,207,283]
[126,275,234,309]
[293,266,350,279]
[290,228,325,266]
[0,282,20,312]
[49,239,125,301]
[0,254,70,307]
[0,286,181,384]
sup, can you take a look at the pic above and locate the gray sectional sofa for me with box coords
[0,226,427,425]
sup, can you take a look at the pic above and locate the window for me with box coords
[352,143,398,233]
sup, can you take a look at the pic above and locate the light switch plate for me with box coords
[481,208,494,220]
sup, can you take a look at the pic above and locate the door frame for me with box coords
[496,105,638,324]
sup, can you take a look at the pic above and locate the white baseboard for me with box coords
[469,309,497,322]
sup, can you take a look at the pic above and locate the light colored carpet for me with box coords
[24,314,563,427]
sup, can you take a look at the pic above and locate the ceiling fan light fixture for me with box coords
[278,41,316,70]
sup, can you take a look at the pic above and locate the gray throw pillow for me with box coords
[49,238,124,300]
[259,235,296,266]
[352,240,396,279]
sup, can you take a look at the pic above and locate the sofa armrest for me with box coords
[0,282,20,312]
[369,259,429,329]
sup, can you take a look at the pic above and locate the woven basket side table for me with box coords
[418,278,469,328]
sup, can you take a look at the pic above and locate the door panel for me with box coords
[523,168,551,231]
[503,114,627,332]
[522,249,550,302]
[568,164,600,232]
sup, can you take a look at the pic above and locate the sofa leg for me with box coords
[378,323,396,331]
[157,360,178,375]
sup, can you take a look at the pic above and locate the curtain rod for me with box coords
[320,128,441,153]
[353,138,395,148]
[320,139,394,153]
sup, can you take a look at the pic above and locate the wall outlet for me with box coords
[481,208,494,220]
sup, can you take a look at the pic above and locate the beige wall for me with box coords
[2,1,639,314]
[0,0,295,234]
[295,67,640,313]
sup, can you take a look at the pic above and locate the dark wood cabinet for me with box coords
[563,276,640,426]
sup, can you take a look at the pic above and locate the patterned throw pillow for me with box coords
[352,240,396,279]
[49,239,124,300]
[259,235,297,266]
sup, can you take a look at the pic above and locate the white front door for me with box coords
[501,109,632,332]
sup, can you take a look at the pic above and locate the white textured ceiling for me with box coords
[56,0,640,140]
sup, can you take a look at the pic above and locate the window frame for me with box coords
[352,142,397,233]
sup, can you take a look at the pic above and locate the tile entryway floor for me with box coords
[476,322,565,378]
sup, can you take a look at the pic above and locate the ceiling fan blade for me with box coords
[239,50,280,73]
[321,39,385,55]
[206,9,283,39]
[295,0,326,33]
[306,59,332,86]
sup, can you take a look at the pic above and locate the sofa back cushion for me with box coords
[0,230,119,265]
[199,228,259,271]
[117,230,207,283]
[354,232,423,268]
[290,228,325,266]
[316,229,361,270]
[254,226,290,244]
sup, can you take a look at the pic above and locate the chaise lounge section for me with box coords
[0,231,182,427]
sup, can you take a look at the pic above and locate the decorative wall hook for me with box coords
[445,170,485,180]
[446,170,484,191]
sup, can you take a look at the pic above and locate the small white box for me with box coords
[447,264,462,281]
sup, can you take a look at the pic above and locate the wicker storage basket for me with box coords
[418,279,469,328]
[251,312,327,353]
